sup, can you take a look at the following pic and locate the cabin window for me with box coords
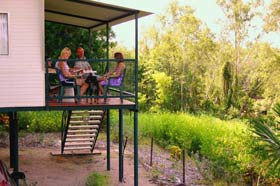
[0,13,8,55]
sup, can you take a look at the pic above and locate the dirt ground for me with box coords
[0,133,154,186]
[0,132,206,186]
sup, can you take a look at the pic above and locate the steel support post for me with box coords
[106,109,110,170]
[133,110,138,186]
[134,11,139,186]
[119,109,124,182]
[9,112,19,186]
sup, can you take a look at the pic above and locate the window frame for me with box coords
[0,12,9,56]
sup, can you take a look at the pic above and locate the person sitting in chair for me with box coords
[98,52,126,98]
[74,46,92,73]
[56,47,89,97]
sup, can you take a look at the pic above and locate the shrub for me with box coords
[168,145,182,160]
[18,111,62,132]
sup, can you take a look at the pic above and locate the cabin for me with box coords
[0,0,152,185]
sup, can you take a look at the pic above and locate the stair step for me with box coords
[72,110,104,114]
[70,115,102,120]
[65,142,93,146]
[68,129,97,133]
[64,146,92,151]
[62,109,103,154]
[69,125,99,129]
[67,134,96,138]
[66,138,95,142]
[69,120,100,124]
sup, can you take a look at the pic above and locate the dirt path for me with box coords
[0,132,206,186]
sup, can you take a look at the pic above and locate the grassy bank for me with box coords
[137,113,255,182]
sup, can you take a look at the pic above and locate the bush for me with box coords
[138,112,259,183]
[18,111,62,132]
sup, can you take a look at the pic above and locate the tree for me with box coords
[140,0,217,112]
[150,72,173,111]
[222,61,233,109]
[264,0,280,32]
[217,0,262,108]
[138,0,279,116]
[45,22,116,59]
[247,43,280,114]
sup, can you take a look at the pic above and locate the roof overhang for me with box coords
[45,0,152,30]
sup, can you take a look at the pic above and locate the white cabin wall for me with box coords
[0,0,45,108]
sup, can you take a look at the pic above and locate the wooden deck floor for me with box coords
[47,98,135,110]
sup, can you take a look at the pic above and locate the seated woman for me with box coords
[98,52,126,97]
[56,47,89,98]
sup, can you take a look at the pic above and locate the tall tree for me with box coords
[140,0,217,112]
[223,61,233,109]
[217,0,262,108]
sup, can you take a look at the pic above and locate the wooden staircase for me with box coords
[61,110,105,154]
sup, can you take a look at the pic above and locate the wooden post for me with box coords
[183,149,186,184]
[150,137,153,166]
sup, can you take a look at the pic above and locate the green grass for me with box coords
[86,172,110,186]
[136,112,257,183]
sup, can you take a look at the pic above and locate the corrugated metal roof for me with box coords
[45,0,152,29]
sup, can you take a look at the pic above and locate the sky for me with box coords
[98,0,279,49]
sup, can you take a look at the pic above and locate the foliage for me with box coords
[252,119,280,168]
[0,114,9,125]
[138,1,280,119]
[140,1,218,113]
[168,145,182,160]
[251,103,280,170]
[222,61,233,109]
[264,0,280,32]
[86,172,110,186]
[45,22,116,59]
[18,111,62,132]
[150,72,173,111]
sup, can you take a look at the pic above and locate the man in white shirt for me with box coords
[74,47,92,71]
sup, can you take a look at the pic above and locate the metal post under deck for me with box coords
[106,109,110,170]
[9,112,19,186]
[106,23,109,73]
[106,22,111,172]
[45,59,49,109]
[134,12,139,186]
[133,110,138,186]
[119,109,124,182]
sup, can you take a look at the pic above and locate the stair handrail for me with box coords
[61,110,72,154]
[90,110,106,152]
